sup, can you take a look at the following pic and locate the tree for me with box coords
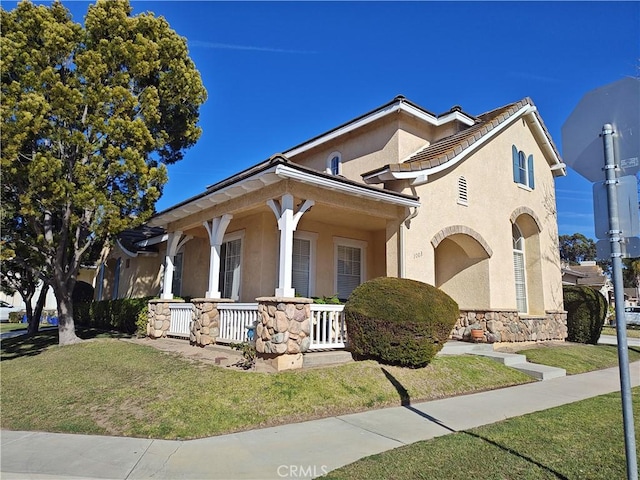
[558,233,596,264]
[0,199,50,336]
[1,0,207,345]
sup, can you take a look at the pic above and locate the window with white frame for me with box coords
[326,151,342,175]
[218,232,243,300]
[171,252,183,297]
[512,145,535,189]
[512,223,527,313]
[334,238,366,300]
[292,232,317,298]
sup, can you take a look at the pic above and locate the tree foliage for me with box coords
[1,0,206,344]
[558,233,596,264]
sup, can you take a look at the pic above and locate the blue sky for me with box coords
[7,1,640,240]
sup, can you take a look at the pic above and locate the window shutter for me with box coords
[527,154,535,189]
[512,145,519,183]
[513,251,527,313]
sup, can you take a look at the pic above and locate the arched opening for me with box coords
[512,212,544,315]
[434,233,491,309]
[72,281,95,303]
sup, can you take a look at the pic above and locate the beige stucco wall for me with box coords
[401,119,564,314]
[290,114,431,182]
[104,243,164,299]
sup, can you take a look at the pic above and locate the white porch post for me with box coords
[161,231,193,300]
[161,232,182,300]
[203,214,233,298]
[267,194,314,298]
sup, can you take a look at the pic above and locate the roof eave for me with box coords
[363,103,567,184]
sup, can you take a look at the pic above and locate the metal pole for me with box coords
[602,123,638,480]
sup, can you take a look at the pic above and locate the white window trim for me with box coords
[512,224,528,314]
[333,237,367,298]
[293,231,318,297]
[325,151,342,175]
[220,230,245,301]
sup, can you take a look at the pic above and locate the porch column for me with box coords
[161,231,193,299]
[267,194,314,297]
[203,214,233,298]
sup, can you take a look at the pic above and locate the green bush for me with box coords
[8,311,24,323]
[344,277,459,368]
[563,285,607,344]
[74,297,152,334]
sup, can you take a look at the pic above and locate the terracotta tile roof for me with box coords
[391,98,531,173]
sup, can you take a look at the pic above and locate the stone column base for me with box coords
[258,353,304,371]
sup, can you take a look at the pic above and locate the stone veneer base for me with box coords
[452,309,567,343]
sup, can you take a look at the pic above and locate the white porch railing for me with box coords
[213,302,347,350]
[217,303,259,344]
[168,303,194,338]
[309,304,346,350]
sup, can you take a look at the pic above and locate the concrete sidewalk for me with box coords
[2,362,639,480]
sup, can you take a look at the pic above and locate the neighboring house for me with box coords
[561,261,612,304]
[100,95,569,355]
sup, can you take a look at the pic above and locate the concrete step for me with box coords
[511,362,566,381]
[472,351,528,367]
[303,350,353,368]
[438,340,494,356]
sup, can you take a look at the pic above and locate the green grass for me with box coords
[321,388,640,480]
[602,324,640,339]
[0,323,28,333]
[517,344,640,375]
[1,330,532,439]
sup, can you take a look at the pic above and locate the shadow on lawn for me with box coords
[1,328,132,361]
[381,367,570,479]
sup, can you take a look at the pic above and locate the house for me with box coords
[561,261,612,304]
[99,95,569,369]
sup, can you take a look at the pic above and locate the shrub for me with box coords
[74,297,152,335]
[344,277,459,368]
[563,285,607,344]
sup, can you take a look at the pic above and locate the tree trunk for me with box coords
[52,281,81,345]
[27,285,48,336]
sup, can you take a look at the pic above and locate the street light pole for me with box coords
[602,123,638,480]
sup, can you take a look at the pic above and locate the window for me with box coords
[334,238,366,300]
[292,238,311,297]
[218,234,243,300]
[326,151,342,175]
[457,176,468,205]
[512,224,527,313]
[512,145,535,189]
[112,258,122,300]
[172,252,183,297]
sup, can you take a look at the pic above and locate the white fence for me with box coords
[309,304,346,350]
[217,303,260,344]
[168,303,194,338]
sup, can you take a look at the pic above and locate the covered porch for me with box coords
[144,157,420,369]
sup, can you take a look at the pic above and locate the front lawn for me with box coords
[602,325,640,339]
[322,387,640,480]
[517,344,640,375]
[1,330,532,439]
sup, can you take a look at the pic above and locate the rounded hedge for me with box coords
[344,277,459,368]
[563,284,607,344]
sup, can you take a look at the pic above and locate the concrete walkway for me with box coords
[2,361,639,480]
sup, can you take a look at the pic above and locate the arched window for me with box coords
[326,152,342,175]
[512,145,535,189]
[512,223,527,313]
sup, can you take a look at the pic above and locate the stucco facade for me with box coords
[100,95,567,341]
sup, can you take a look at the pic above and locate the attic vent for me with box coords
[457,176,468,205]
